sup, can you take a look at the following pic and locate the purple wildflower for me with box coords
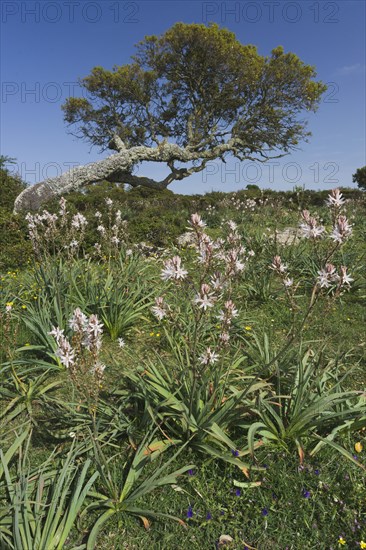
[187,506,193,518]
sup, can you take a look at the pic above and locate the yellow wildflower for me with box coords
[149,332,154,337]
[245,326,252,331]
[156,333,160,337]
[338,537,346,545]
[21,305,27,309]
[360,541,366,549]
[355,442,363,453]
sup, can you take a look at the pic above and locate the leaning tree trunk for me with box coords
[13,139,242,213]
[13,144,171,213]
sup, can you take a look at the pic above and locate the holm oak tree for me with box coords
[14,23,326,212]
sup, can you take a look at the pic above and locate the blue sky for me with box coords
[1,0,365,193]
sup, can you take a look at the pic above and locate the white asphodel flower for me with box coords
[218,300,238,322]
[325,188,345,209]
[330,215,352,243]
[87,314,104,338]
[151,297,167,320]
[194,293,215,311]
[199,347,219,366]
[283,277,293,288]
[55,337,75,369]
[224,300,238,317]
[270,255,288,274]
[69,308,88,331]
[299,210,325,239]
[219,332,230,344]
[194,284,215,311]
[227,220,237,231]
[48,325,65,344]
[210,272,224,290]
[339,265,354,287]
[189,213,206,228]
[71,213,88,230]
[316,263,338,288]
[161,256,188,281]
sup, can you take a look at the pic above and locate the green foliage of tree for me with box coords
[62,22,326,173]
[352,166,366,190]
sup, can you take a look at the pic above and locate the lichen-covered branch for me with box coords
[13,140,244,213]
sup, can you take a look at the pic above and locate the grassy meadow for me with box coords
[1,178,366,549]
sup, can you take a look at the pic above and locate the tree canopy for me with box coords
[352,166,366,190]
[14,23,326,212]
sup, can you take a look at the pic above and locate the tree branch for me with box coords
[13,139,276,213]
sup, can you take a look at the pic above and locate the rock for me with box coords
[271,227,300,245]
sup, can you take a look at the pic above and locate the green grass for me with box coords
[78,447,366,550]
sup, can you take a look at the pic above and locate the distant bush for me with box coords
[352,166,366,190]
[1,177,365,272]
[0,164,26,210]
[0,166,32,270]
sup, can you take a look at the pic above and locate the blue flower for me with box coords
[187,506,193,518]
[188,469,195,476]
[261,508,269,516]
[235,488,241,497]
[302,489,311,499]
[206,512,212,520]
[314,469,320,475]
[231,449,239,457]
